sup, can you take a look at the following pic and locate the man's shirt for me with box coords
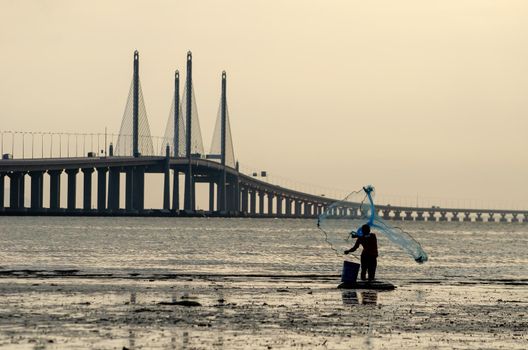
[352,233,378,257]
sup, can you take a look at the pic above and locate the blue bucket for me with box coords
[341,261,360,283]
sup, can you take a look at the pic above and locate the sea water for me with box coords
[1,216,526,282]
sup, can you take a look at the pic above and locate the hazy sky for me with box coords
[1,1,527,208]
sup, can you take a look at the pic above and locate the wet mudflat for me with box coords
[0,273,526,349]
[0,217,527,348]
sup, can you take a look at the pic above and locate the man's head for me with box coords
[361,224,371,235]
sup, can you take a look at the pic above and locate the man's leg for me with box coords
[360,255,367,281]
[368,257,377,281]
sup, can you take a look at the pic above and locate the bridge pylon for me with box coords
[184,51,195,211]
[207,71,237,213]
[133,51,139,157]
[115,50,154,157]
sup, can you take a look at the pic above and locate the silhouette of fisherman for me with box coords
[344,224,378,281]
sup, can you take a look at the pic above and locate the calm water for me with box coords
[1,217,527,281]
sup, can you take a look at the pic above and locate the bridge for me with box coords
[0,51,526,223]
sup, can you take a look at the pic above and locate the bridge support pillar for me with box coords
[277,196,283,216]
[267,193,274,216]
[66,169,78,211]
[358,209,365,219]
[234,176,240,213]
[499,213,507,223]
[9,173,19,209]
[82,168,94,210]
[258,191,265,215]
[172,170,180,212]
[108,168,120,211]
[163,153,171,211]
[228,181,237,213]
[218,174,227,213]
[9,172,24,209]
[216,180,222,212]
[404,211,413,221]
[250,190,256,215]
[209,181,215,212]
[294,200,302,217]
[476,213,483,222]
[285,198,292,217]
[125,168,133,211]
[451,212,459,222]
[97,167,108,211]
[487,213,495,222]
[241,187,248,214]
[428,212,436,222]
[183,168,194,212]
[133,166,145,211]
[225,182,231,213]
[29,171,43,210]
[49,170,62,210]
[0,173,5,210]
[393,211,401,220]
[303,202,310,218]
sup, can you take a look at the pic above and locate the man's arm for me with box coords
[344,238,361,255]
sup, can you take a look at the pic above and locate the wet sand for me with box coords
[0,271,526,349]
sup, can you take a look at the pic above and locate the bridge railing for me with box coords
[0,131,169,159]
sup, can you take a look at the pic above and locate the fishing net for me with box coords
[317,185,428,263]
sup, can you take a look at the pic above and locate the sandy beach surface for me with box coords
[0,217,526,349]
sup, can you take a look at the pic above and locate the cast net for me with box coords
[317,185,428,263]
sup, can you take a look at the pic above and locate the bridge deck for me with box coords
[0,157,526,219]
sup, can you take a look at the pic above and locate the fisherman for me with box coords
[344,224,378,281]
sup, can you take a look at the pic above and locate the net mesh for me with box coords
[209,98,235,167]
[317,185,428,263]
[115,78,154,156]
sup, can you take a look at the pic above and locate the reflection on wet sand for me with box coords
[0,276,525,349]
[128,328,135,350]
[342,290,378,306]
[123,289,226,350]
